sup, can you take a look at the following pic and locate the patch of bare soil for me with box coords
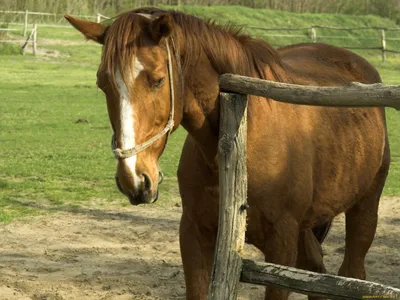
[23,45,67,58]
[25,37,98,57]
[38,39,99,46]
[0,198,399,300]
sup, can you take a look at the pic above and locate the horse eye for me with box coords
[153,78,165,90]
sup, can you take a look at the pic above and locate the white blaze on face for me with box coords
[115,59,144,188]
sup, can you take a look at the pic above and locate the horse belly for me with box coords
[245,104,387,231]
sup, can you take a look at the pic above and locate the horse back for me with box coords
[278,43,382,86]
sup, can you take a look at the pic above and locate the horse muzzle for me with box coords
[127,189,157,205]
[115,171,163,205]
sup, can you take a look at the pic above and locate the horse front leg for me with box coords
[177,136,220,300]
[180,211,217,300]
[263,211,300,300]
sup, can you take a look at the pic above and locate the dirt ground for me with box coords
[0,197,399,300]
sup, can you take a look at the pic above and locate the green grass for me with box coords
[0,6,399,222]
[0,56,186,222]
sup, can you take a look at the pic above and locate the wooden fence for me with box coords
[207,74,400,300]
[0,10,109,55]
[0,10,109,35]
[247,25,400,62]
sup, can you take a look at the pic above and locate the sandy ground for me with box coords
[0,197,399,300]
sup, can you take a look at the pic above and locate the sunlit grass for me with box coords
[0,7,399,222]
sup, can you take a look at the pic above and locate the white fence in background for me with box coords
[247,25,400,62]
[1,10,400,61]
[0,10,109,36]
[0,24,37,55]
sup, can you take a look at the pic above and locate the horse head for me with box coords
[65,12,179,205]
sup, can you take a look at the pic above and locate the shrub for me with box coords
[0,42,23,55]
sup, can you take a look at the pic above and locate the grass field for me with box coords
[0,6,399,222]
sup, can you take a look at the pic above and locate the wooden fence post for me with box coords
[23,10,28,37]
[207,93,248,300]
[381,29,386,62]
[311,26,317,43]
[32,24,37,55]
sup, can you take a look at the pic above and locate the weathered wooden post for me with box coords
[23,10,29,37]
[207,93,248,300]
[381,29,386,62]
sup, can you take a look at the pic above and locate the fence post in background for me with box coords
[381,29,386,62]
[207,92,248,300]
[23,10,29,37]
[311,26,317,43]
[32,24,37,55]
[97,13,101,23]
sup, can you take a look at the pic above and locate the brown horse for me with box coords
[65,8,390,300]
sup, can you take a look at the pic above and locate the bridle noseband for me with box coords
[111,38,175,159]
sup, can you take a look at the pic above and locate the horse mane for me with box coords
[100,7,285,90]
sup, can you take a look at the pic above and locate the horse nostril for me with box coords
[142,173,151,190]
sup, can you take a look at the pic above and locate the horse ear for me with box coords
[64,15,107,44]
[150,14,174,43]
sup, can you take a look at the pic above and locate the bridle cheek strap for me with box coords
[111,39,175,159]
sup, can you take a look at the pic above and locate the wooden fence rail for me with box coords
[208,73,400,300]
[241,259,400,299]
[219,74,400,110]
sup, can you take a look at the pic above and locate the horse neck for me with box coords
[174,27,285,167]
[178,49,221,168]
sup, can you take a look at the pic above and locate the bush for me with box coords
[0,42,22,55]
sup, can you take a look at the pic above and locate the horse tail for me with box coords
[312,221,332,244]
